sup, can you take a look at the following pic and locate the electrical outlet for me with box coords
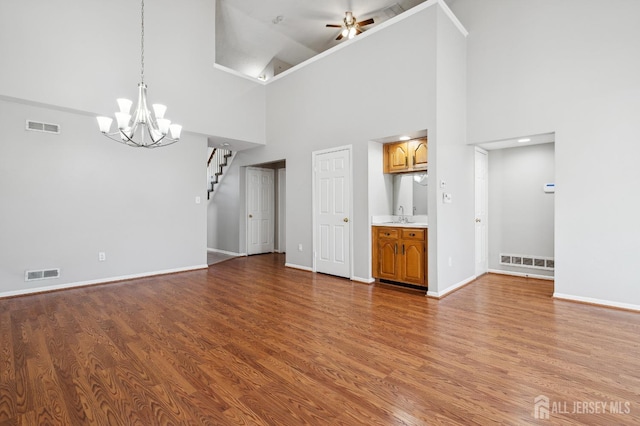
[98,252,106,262]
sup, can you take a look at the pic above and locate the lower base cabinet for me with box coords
[372,226,427,287]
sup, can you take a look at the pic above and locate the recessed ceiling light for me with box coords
[518,138,531,143]
[399,136,411,141]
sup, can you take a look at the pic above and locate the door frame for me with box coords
[311,145,353,278]
[474,147,489,276]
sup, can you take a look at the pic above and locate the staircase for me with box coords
[207,147,233,199]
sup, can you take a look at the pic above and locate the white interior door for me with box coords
[475,148,489,276]
[314,148,351,278]
[246,167,274,255]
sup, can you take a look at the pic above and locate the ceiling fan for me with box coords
[326,11,375,41]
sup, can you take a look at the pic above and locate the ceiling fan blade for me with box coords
[357,18,375,26]
[356,27,364,35]
[336,33,344,41]
[326,24,342,28]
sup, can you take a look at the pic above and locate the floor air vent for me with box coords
[25,268,60,281]
[26,120,60,134]
[500,254,554,270]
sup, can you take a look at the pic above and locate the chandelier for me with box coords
[96,0,182,148]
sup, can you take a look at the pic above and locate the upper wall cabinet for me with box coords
[383,138,428,174]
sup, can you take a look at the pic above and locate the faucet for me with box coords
[398,205,406,223]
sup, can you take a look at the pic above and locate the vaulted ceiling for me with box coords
[215,0,430,80]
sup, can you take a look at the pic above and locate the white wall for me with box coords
[488,143,555,277]
[450,0,640,308]
[0,99,207,296]
[431,6,471,295]
[0,0,266,144]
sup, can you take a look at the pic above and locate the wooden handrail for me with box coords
[207,148,217,166]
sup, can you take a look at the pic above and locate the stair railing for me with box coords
[207,148,233,199]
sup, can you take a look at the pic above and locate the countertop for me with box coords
[372,222,428,228]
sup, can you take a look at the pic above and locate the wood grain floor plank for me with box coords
[1,254,640,424]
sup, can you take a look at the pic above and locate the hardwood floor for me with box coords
[1,253,639,425]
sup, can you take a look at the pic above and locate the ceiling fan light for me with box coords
[341,28,349,37]
[348,27,356,39]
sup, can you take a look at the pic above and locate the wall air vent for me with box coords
[26,120,60,134]
[25,268,60,281]
[500,253,554,270]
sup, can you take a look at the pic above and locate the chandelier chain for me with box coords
[140,0,145,83]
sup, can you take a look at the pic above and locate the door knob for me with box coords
[475,218,481,223]
[249,214,253,218]
[343,218,349,223]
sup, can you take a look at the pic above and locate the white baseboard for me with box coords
[427,275,476,299]
[0,264,208,299]
[285,263,313,272]
[553,293,640,312]
[488,269,555,281]
[207,248,245,256]
[351,276,375,284]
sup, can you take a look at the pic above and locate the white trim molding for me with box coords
[427,275,476,299]
[207,248,246,256]
[351,276,375,284]
[553,293,640,312]
[285,263,313,272]
[488,269,555,281]
[0,264,208,300]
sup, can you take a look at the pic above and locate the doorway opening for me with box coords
[244,160,286,260]
[474,132,555,282]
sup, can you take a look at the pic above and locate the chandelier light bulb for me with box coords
[96,116,113,133]
[117,98,133,114]
[152,104,167,119]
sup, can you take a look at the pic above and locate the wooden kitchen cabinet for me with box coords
[383,138,428,174]
[372,226,428,287]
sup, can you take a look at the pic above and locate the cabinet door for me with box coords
[410,138,428,171]
[377,239,399,280]
[386,142,409,173]
[401,241,425,285]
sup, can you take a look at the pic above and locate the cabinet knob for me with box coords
[409,233,415,236]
